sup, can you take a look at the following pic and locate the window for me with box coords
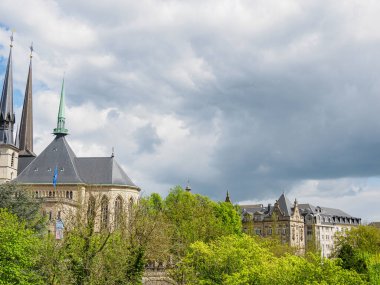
[255,228,262,235]
[87,196,96,225]
[11,153,14,167]
[101,196,109,230]
[69,191,73,199]
[49,211,52,221]
[268,228,272,235]
[128,197,134,218]
[114,196,123,229]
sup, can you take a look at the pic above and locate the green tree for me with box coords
[38,194,170,285]
[0,209,43,284]
[334,225,380,281]
[174,234,367,285]
[163,186,242,259]
[0,183,45,232]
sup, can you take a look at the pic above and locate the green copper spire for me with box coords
[53,79,68,136]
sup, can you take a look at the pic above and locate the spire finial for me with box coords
[10,31,14,48]
[53,78,68,136]
[29,42,33,59]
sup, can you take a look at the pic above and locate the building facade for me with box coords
[241,194,305,253]
[241,193,361,257]
[0,37,140,234]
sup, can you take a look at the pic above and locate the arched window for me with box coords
[69,191,73,200]
[87,196,96,226]
[101,196,109,230]
[114,196,123,229]
[128,197,134,218]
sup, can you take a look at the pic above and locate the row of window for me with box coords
[34,190,73,199]
[89,195,135,230]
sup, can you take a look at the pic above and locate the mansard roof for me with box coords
[14,135,137,187]
[298,203,352,217]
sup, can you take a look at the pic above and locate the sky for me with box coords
[1,0,380,222]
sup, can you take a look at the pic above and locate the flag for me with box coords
[53,166,58,188]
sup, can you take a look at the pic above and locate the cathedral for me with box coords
[0,36,140,233]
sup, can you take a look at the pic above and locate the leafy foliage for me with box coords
[163,186,242,258]
[0,183,45,232]
[0,209,43,285]
[334,225,380,282]
[174,234,367,285]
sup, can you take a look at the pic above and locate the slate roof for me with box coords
[278,193,292,216]
[18,156,36,174]
[75,157,135,186]
[298,203,352,217]
[14,135,137,187]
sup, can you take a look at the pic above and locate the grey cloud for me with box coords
[1,1,380,219]
[133,124,161,154]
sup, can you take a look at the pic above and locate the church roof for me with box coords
[14,135,137,187]
[15,135,82,184]
[75,157,136,186]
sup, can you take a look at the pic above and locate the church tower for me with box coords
[18,44,36,157]
[0,34,18,182]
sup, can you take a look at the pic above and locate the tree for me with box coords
[174,234,367,285]
[38,194,170,285]
[334,225,380,282]
[163,186,242,259]
[0,182,45,232]
[0,209,43,284]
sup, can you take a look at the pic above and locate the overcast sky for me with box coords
[1,0,380,221]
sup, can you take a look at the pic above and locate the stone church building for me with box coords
[0,37,140,233]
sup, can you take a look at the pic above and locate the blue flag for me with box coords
[53,166,58,188]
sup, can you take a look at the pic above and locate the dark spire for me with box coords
[53,78,68,136]
[0,33,16,145]
[225,190,231,203]
[18,43,35,156]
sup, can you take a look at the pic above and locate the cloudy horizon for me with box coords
[1,0,380,222]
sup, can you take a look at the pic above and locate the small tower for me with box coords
[53,79,68,136]
[185,180,191,192]
[225,190,231,203]
[0,34,18,183]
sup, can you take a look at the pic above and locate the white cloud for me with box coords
[2,0,380,222]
